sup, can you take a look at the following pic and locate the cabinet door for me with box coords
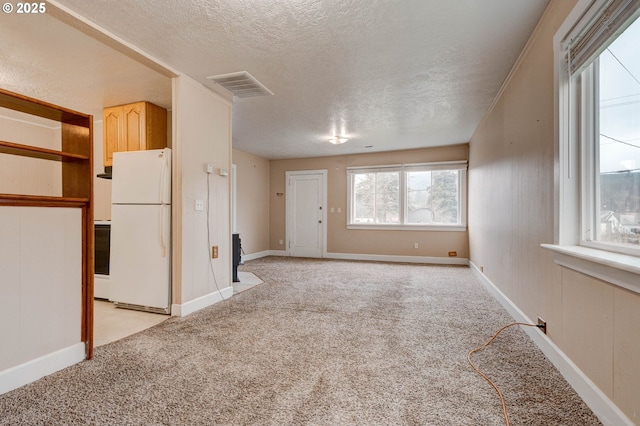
[102,106,123,167]
[144,102,168,150]
[123,102,146,152]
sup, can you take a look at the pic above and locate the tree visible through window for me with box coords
[407,170,459,224]
[354,172,400,224]
[348,162,466,228]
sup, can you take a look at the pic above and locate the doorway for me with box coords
[285,170,327,258]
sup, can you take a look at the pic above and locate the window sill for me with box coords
[541,244,640,295]
[347,224,467,232]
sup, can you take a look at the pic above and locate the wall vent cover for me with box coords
[206,71,273,98]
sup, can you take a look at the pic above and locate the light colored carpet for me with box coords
[0,257,600,425]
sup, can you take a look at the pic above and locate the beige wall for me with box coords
[232,148,270,256]
[0,112,82,373]
[468,0,640,421]
[270,145,469,258]
[173,75,232,305]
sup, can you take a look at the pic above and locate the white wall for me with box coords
[172,75,233,313]
[0,110,84,393]
[0,207,82,372]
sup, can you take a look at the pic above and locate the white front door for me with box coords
[286,170,327,258]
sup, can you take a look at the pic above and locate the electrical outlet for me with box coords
[414,243,419,249]
[279,239,283,245]
[448,251,457,257]
[195,199,204,211]
[212,245,218,259]
[206,163,214,174]
[537,317,547,334]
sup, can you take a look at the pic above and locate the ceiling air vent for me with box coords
[206,71,273,98]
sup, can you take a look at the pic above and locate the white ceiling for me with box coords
[1,0,549,160]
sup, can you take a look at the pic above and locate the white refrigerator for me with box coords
[109,148,171,314]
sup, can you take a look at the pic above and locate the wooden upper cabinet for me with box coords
[102,101,167,167]
[103,106,123,167]
[124,102,145,151]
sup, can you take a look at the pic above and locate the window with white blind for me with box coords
[559,0,640,256]
[347,161,467,230]
[547,0,640,293]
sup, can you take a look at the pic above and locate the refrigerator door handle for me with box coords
[159,205,167,258]
[160,150,169,204]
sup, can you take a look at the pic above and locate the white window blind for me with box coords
[569,0,640,75]
[347,161,467,174]
[403,161,468,172]
[346,165,402,175]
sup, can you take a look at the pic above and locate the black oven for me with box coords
[95,222,111,276]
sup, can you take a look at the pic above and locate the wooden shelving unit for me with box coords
[0,88,94,359]
[0,139,90,162]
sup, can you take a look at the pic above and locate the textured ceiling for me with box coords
[1,0,549,159]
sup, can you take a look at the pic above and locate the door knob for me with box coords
[318,220,322,223]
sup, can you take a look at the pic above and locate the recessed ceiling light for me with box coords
[329,136,348,144]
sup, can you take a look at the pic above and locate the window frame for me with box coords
[579,57,640,256]
[347,161,467,231]
[561,2,640,257]
[546,0,640,294]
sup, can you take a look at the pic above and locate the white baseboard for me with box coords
[326,252,469,265]
[265,250,468,265]
[469,261,633,426]
[241,250,270,262]
[0,343,85,395]
[171,286,234,317]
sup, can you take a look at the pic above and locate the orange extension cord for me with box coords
[467,322,542,426]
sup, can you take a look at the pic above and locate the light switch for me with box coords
[330,207,335,213]
[337,207,342,213]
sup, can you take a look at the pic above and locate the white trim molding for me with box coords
[0,343,85,395]
[541,244,640,294]
[326,252,468,265]
[550,0,640,293]
[347,224,467,232]
[171,286,233,317]
[346,163,467,230]
[241,250,270,262]
[470,261,634,426]
[265,251,468,265]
